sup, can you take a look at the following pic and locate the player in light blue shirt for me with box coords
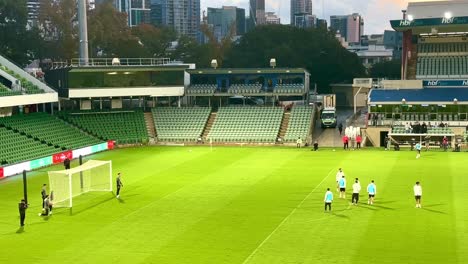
[324,188,333,212]
[415,142,422,159]
[367,180,377,205]
[339,176,347,199]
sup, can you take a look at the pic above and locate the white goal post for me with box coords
[48,160,113,208]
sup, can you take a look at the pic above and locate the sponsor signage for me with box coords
[423,80,468,87]
[53,150,73,164]
[30,156,53,170]
[4,161,31,177]
[0,167,3,179]
[91,143,108,153]
[391,16,468,28]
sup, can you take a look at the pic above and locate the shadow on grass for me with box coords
[16,226,24,234]
[331,212,350,219]
[68,195,117,216]
[421,204,447,215]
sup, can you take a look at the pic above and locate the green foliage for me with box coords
[224,25,367,92]
[370,59,401,79]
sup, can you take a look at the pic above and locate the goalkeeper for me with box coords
[116,173,123,199]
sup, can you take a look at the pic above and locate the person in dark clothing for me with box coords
[40,195,50,216]
[338,123,343,135]
[64,158,71,170]
[313,141,319,151]
[116,173,123,199]
[41,184,47,209]
[19,199,28,226]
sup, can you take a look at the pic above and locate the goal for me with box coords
[48,160,112,208]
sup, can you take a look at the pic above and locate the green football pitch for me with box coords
[1,146,467,264]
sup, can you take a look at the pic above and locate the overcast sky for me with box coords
[201,0,439,34]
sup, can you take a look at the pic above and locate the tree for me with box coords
[224,25,366,92]
[199,23,236,67]
[0,0,40,65]
[132,24,176,58]
[369,59,401,79]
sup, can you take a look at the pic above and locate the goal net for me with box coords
[48,160,112,208]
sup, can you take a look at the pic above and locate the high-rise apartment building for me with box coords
[249,0,265,25]
[330,13,364,44]
[290,0,312,25]
[150,0,200,39]
[207,6,245,42]
[265,12,280,25]
[112,0,151,27]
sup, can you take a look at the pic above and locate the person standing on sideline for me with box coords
[338,123,343,135]
[367,180,377,205]
[336,168,345,192]
[414,182,422,208]
[356,134,362,149]
[352,179,361,205]
[339,176,347,199]
[296,137,303,148]
[324,188,333,212]
[19,199,28,226]
[415,142,422,159]
[442,136,448,151]
[343,135,349,150]
[64,158,71,170]
[41,184,47,209]
[313,140,319,151]
[116,173,123,199]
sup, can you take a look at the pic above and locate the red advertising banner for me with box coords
[52,150,73,164]
[107,140,115,150]
[0,167,4,179]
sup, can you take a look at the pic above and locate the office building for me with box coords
[290,0,312,25]
[207,6,246,42]
[150,0,200,39]
[249,0,265,25]
[330,13,364,44]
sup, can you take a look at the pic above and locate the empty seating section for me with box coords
[274,84,304,94]
[229,84,262,94]
[284,106,313,142]
[187,84,217,95]
[58,111,148,144]
[0,64,45,94]
[153,107,211,142]
[400,113,460,122]
[416,42,468,78]
[208,107,283,143]
[0,127,59,165]
[0,83,21,97]
[0,112,100,150]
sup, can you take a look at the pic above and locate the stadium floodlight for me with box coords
[454,98,458,104]
[211,59,218,69]
[48,160,112,208]
[444,12,452,19]
[270,58,276,68]
[111,58,120,65]
[407,15,414,21]
[402,98,406,104]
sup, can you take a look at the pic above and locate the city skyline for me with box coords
[201,0,438,34]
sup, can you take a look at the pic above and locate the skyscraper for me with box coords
[112,0,151,27]
[207,6,245,42]
[290,0,312,25]
[330,13,364,44]
[249,0,265,25]
[150,0,200,39]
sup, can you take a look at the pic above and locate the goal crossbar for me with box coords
[48,160,113,208]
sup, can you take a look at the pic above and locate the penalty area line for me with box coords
[241,168,335,264]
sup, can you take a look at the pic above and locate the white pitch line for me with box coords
[241,168,335,264]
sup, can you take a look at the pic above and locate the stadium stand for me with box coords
[186,84,217,95]
[0,83,21,97]
[274,84,305,94]
[416,42,468,78]
[391,125,453,135]
[0,64,45,94]
[57,111,148,144]
[284,106,313,142]
[0,126,59,165]
[0,113,101,150]
[208,107,283,143]
[229,84,262,94]
[152,107,211,142]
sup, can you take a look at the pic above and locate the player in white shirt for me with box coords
[336,168,344,192]
[351,179,361,205]
[413,182,422,208]
[367,180,377,205]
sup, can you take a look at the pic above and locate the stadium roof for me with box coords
[186,68,308,75]
[369,88,468,105]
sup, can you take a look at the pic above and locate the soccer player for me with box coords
[367,180,377,205]
[18,199,28,226]
[336,168,345,192]
[324,188,333,212]
[414,182,422,208]
[339,176,346,198]
[296,137,303,148]
[415,142,422,159]
[41,184,47,209]
[40,195,50,216]
[116,173,123,199]
[352,179,361,205]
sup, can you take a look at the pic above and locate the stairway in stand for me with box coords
[277,111,290,143]
[202,112,217,140]
[144,112,157,143]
